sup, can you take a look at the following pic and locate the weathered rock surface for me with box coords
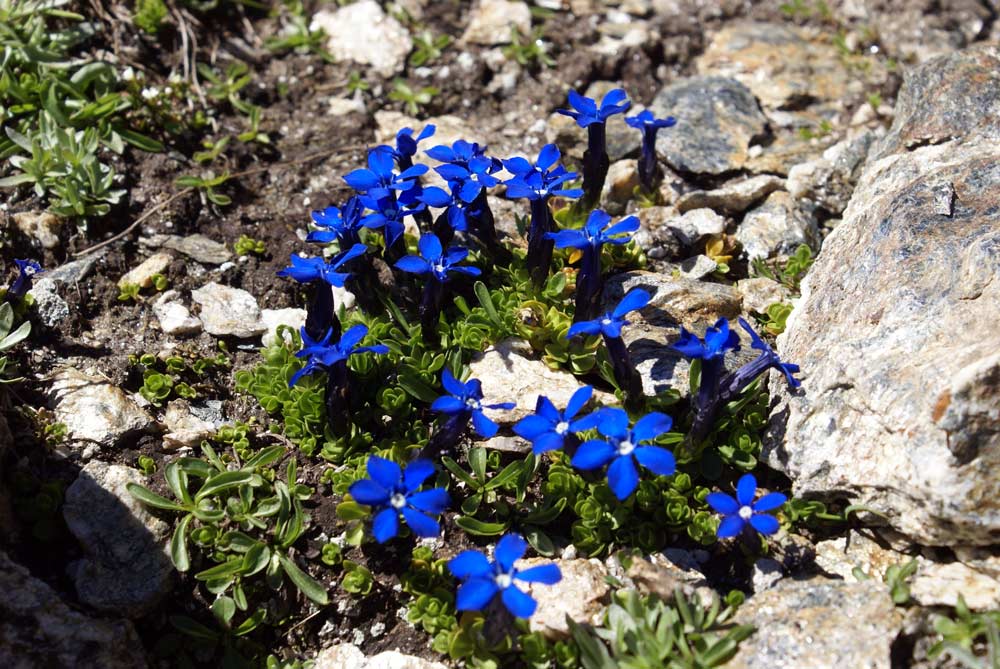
[12,210,62,249]
[260,307,307,347]
[118,252,172,289]
[522,558,609,640]
[736,277,790,315]
[650,76,768,175]
[764,44,1000,546]
[314,644,448,669]
[163,399,215,449]
[469,338,608,425]
[0,550,148,669]
[157,233,232,265]
[666,207,726,247]
[787,131,876,215]
[675,174,783,215]
[729,578,902,669]
[191,282,265,338]
[633,206,683,262]
[27,277,70,328]
[153,292,202,336]
[63,461,174,617]
[696,22,851,111]
[461,0,531,46]
[50,368,153,445]
[312,1,411,77]
[736,191,819,262]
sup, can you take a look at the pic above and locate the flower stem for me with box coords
[582,123,609,210]
[526,197,555,286]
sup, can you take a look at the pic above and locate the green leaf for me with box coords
[336,500,370,521]
[469,447,487,482]
[196,558,245,581]
[473,281,501,327]
[171,514,192,571]
[165,462,194,506]
[278,552,329,605]
[397,372,439,403]
[484,460,523,492]
[0,320,31,350]
[115,126,164,152]
[454,516,508,536]
[212,596,236,627]
[441,457,478,488]
[126,482,186,511]
[169,614,220,641]
[195,470,253,501]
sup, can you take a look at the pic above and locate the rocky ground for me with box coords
[3,0,1000,667]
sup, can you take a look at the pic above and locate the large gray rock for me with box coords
[523,558,609,640]
[729,578,902,669]
[0,550,148,669]
[650,76,768,176]
[50,368,153,446]
[764,45,1000,546]
[63,461,174,617]
[312,1,412,78]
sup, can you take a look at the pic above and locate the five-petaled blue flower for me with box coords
[276,243,367,287]
[449,533,561,618]
[706,473,786,538]
[344,147,428,200]
[9,259,43,300]
[566,288,650,339]
[308,196,367,247]
[289,323,389,387]
[358,193,425,249]
[547,209,639,250]
[557,89,631,128]
[570,408,676,501]
[625,110,677,133]
[431,369,514,438]
[349,456,450,543]
[391,124,436,168]
[503,144,583,201]
[395,234,481,282]
[672,318,740,361]
[418,185,478,232]
[513,385,594,455]
[737,317,801,389]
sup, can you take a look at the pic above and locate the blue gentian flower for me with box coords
[557,89,631,128]
[548,210,639,321]
[358,193,425,250]
[706,473,786,538]
[503,144,584,285]
[419,185,473,233]
[431,369,514,438]
[277,243,367,287]
[570,408,675,500]
[434,157,501,204]
[736,317,801,389]
[395,233,481,282]
[390,124,436,170]
[513,385,594,454]
[556,88,630,208]
[672,318,740,362]
[425,138,494,168]
[308,196,367,248]
[289,323,389,387]
[566,288,650,339]
[349,456,449,543]
[449,533,561,618]
[343,147,428,200]
[9,259,43,300]
[625,110,676,192]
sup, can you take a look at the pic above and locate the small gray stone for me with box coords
[152,293,202,337]
[679,254,717,280]
[118,252,173,289]
[634,206,683,261]
[666,208,726,247]
[736,277,791,314]
[260,307,307,347]
[12,210,62,249]
[191,282,264,338]
[63,461,174,617]
[650,76,769,176]
[312,1,412,78]
[461,0,531,46]
[160,234,232,265]
[736,191,819,262]
[27,277,70,328]
[480,435,532,454]
[163,399,215,450]
[787,131,876,215]
[44,250,105,284]
[50,368,153,446]
[676,175,784,215]
[0,550,148,669]
[523,558,609,640]
[600,159,640,214]
[729,579,901,669]
[313,644,448,669]
[751,558,784,593]
[627,553,709,602]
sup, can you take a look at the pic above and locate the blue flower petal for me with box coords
[717,514,745,538]
[607,455,640,501]
[367,456,402,489]
[403,459,436,492]
[564,385,593,420]
[513,414,553,440]
[672,328,706,358]
[441,369,466,397]
[633,446,675,476]
[612,288,651,319]
[418,233,443,261]
[501,585,537,618]
[395,256,432,274]
[516,563,562,585]
[571,439,616,470]
[343,168,379,192]
[401,507,441,538]
[566,320,603,338]
[449,550,493,579]
[749,513,780,535]
[752,492,787,512]
[456,577,500,611]
[530,431,564,455]
[494,533,528,572]
[431,395,465,414]
[348,479,390,506]
[705,492,739,515]
[630,412,672,443]
[595,408,630,440]
[408,488,450,514]
[736,473,757,507]
[372,508,400,543]
[535,395,561,422]
[536,143,560,170]
[471,410,499,438]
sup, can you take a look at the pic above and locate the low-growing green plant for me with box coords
[234,234,267,257]
[265,0,333,61]
[138,455,157,476]
[751,244,813,293]
[410,31,452,67]
[176,171,233,206]
[930,597,1000,669]
[0,302,30,381]
[389,80,439,116]
[502,26,555,68]
[133,0,168,34]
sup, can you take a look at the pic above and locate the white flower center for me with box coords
[390,493,407,509]
[432,260,446,275]
[555,421,570,435]
[601,317,612,326]
[495,572,513,589]
[738,505,753,520]
[465,397,482,411]
[24,266,36,276]
[618,440,635,456]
